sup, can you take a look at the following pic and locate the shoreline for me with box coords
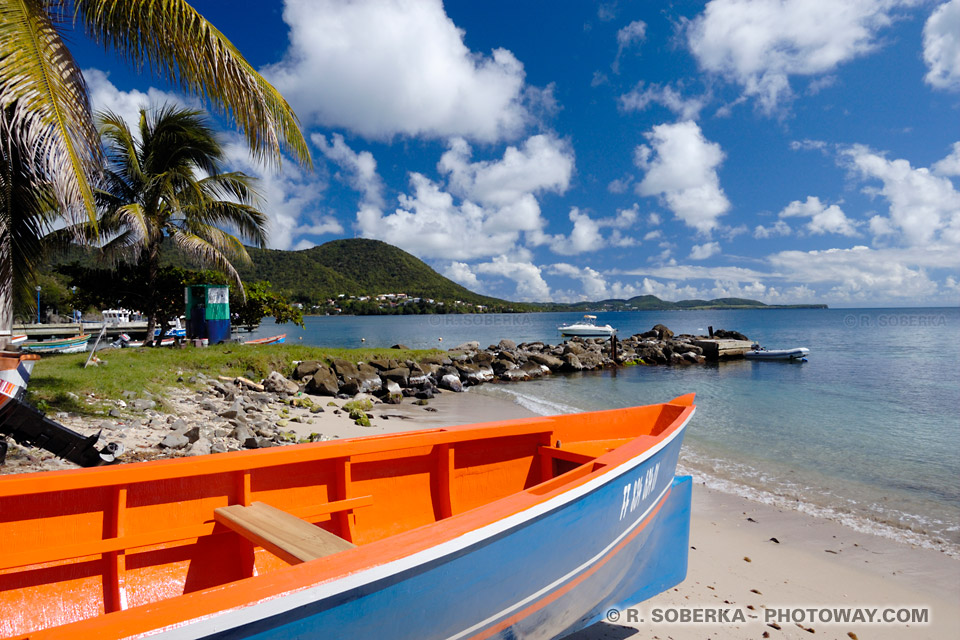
[3,373,958,637]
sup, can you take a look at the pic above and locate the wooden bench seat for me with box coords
[214,501,356,565]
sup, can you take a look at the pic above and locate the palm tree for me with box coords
[0,0,309,347]
[70,105,269,342]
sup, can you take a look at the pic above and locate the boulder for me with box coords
[577,351,604,369]
[390,344,409,350]
[497,338,517,351]
[451,341,480,352]
[561,353,583,371]
[381,367,411,387]
[519,361,546,378]
[651,324,674,340]
[187,437,212,456]
[159,433,189,450]
[491,358,517,375]
[294,360,321,380]
[331,358,360,381]
[499,368,529,382]
[714,329,749,341]
[420,354,452,366]
[263,371,299,394]
[367,358,398,371]
[439,374,464,392]
[528,353,564,370]
[471,351,495,366]
[562,342,585,355]
[306,366,340,396]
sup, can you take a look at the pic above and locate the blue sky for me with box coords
[73,0,960,307]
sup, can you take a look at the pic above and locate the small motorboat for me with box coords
[558,314,617,338]
[20,334,91,354]
[245,333,286,345]
[9,335,27,345]
[0,395,696,639]
[744,345,810,361]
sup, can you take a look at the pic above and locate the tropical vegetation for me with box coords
[52,105,269,339]
[0,0,309,347]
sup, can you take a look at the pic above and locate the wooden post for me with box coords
[708,325,714,338]
[611,334,619,363]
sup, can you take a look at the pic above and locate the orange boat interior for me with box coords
[0,399,690,637]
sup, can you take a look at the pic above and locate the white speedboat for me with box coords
[558,314,617,338]
[744,345,810,361]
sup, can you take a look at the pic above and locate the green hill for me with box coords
[234,239,521,309]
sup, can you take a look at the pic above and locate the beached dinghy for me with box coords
[244,333,286,345]
[19,333,91,354]
[0,395,695,639]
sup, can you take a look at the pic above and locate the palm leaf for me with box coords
[75,0,311,168]
[0,0,100,219]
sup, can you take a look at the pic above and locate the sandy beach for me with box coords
[3,382,958,639]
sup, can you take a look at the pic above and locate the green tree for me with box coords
[0,0,309,347]
[59,106,269,341]
[232,281,304,330]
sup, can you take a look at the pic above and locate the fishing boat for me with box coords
[744,345,810,361]
[19,333,91,354]
[245,333,286,345]
[0,395,695,639]
[9,335,27,345]
[558,314,617,338]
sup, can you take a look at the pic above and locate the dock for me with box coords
[12,322,149,340]
[690,339,755,360]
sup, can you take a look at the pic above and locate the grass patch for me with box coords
[25,343,442,413]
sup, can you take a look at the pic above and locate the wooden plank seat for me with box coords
[214,501,356,565]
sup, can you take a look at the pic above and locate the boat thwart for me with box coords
[0,395,695,639]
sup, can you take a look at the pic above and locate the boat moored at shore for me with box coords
[558,315,617,338]
[0,396,695,639]
[19,334,91,354]
[744,345,810,361]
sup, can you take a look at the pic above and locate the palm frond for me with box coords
[0,0,100,219]
[75,0,311,169]
[170,230,245,295]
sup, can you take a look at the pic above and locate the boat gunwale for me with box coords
[7,398,695,640]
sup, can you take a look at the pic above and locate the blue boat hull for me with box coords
[165,428,691,640]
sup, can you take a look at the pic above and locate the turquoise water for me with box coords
[248,308,960,553]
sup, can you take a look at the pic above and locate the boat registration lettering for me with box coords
[619,462,659,520]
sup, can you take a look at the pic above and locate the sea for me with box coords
[245,307,960,556]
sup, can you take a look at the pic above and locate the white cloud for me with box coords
[535,205,639,255]
[841,144,960,246]
[84,68,189,136]
[613,20,647,73]
[548,263,610,299]
[265,0,531,142]
[923,0,960,91]
[933,141,960,176]
[754,220,793,238]
[439,135,574,207]
[778,196,860,236]
[442,262,481,290]
[475,256,551,301]
[619,82,708,120]
[319,135,575,260]
[634,121,730,233]
[688,241,721,260]
[221,138,337,250]
[686,0,914,112]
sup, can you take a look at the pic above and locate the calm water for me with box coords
[249,308,960,554]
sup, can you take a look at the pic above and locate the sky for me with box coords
[70,0,960,307]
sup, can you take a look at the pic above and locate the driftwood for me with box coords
[217,375,265,392]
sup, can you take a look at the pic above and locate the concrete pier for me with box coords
[690,339,755,360]
[12,322,149,340]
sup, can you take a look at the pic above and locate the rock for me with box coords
[187,437,212,456]
[210,442,228,454]
[390,344,409,350]
[109,408,123,418]
[133,398,156,411]
[414,388,434,400]
[183,426,203,443]
[366,358,396,371]
[529,353,563,370]
[263,371,299,394]
[420,354,452,366]
[651,324,674,340]
[355,363,383,393]
[439,374,463,392]
[306,366,340,396]
[294,360,321,380]
[331,358,359,380]
[499,368,528,382]
[497,338,517,351]
[452,341,480,352]
[243,436,260,449]
[381,367,410,387]
[562,342,585,355]
[561,353,583,371]
[682,352,701,363]
[200,400,219,412]
[577,351,604,369]
[159,433,189,450]
[491,358,517,375]
[714,329,749,341]
[519,361,546,378]
[230,424,253,443]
